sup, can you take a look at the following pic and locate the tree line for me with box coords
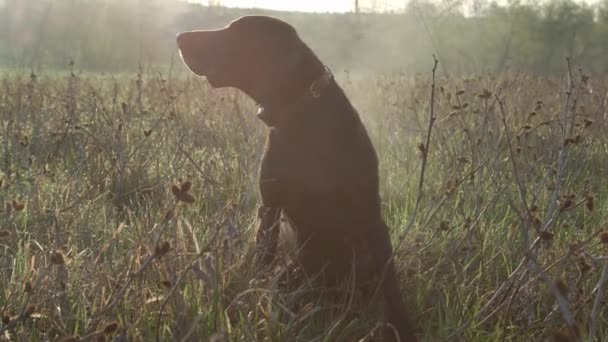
[1,0,608,74]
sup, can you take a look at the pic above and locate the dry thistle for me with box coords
[478,89,491,99]
[171,181,195,204]
[438,221,449,232]
[555,278,568,296]
[24,279,33,293]
[180,180,192,192]
[161,280,172,289]
[598,231,608,244]
[559,194,575,211]
[585,194,594,212]
[163,209,174,221]
[11,200,24,212]
[583,118,593,128]
[0,230,10,239]
[50,250,66,265]
[176,191,195,204]
[539,231,554,241]
[144,129,152,137]
[103,321,119,335]
[548,330,572,342]
[60,336,80,342]
[578,258,591,273]
[2,313,10,325]
[444,179,456,196]
[171,184,181,196]
[568,241,582,256]
[154,241,171,257]
[530,216,542,230]
[19,135,29,147]
[417,142,425,155]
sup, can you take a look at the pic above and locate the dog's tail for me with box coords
[373,222,418,342]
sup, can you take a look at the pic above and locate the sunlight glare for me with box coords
[193,0,356,13]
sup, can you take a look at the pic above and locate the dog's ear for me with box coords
[282,39,305,76]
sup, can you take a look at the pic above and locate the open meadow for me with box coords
[0,63,607,341]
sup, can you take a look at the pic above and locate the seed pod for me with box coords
[50,250,66,265]
[549,330,572,342]
[24,279,33,293]
[585,195,594,212]
[539,231,554,241]
[12,200,24,211]
[176,192,195,204]
[417,143,425,154]
[578,258,591,273]
[171,184,181,197]
[155,241,171,257]
[555,278,568,296]
[559,198,573,211]
[530,216,542,229]
[180,180,192,192]
[103,321,119,335]
[24,304,35,318]
[164,209,174,221]
[599,231,608,244]
[60,336,80,342]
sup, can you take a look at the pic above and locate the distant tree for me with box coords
[538,0,594,72]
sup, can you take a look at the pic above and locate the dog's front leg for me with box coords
[256,130,285,266]
[256,206,282,265]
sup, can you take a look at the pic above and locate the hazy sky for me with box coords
[191,0,600,12]
[192,0,400,12]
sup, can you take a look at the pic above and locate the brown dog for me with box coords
[177,16,417,341]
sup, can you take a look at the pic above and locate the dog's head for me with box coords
[177,15,325,106]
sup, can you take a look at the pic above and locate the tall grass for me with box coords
[0,65,607,341]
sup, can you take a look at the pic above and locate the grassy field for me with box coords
[0,64,607,341]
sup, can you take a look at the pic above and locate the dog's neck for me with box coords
[256,55,333,127]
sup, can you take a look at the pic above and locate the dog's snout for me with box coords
[176,32,186,47]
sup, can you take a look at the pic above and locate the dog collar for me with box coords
[257,65,334,127]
